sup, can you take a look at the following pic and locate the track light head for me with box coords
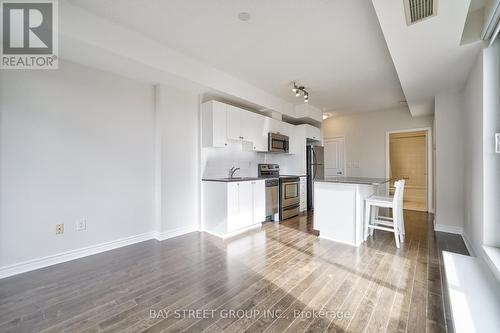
[291,82,310,102]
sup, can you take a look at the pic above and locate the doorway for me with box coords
[388,130,429,211]
[324,137,345,177]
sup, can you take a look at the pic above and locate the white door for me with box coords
[324,137,345,177]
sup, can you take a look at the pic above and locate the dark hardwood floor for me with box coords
[0,210,468,333]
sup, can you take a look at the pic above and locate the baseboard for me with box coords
[318,235,357,247]
[461,232,476,257]
[0,232,155,279]
[0,224,202,280]
[434,223,463,235]
[200,224,261,240]
[154,224,199,241]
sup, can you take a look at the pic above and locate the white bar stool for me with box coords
[364,180,405,248]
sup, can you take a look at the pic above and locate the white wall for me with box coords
[322,108,433,178]
[434,91,465,231]
[0,61,156,268]
[156,85,200,237]
[463,52,484,251]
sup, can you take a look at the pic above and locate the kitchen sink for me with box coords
[206,177,261,182]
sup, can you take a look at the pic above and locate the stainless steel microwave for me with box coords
[268,132,289,153]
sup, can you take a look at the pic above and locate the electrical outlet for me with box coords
[56,224,64,235]
[76,219,86,231]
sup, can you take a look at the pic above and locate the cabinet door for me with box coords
[305,125,321,141]
[226,182,240,232]
[253,116,269,152]
[270,118,284,134]
[227,106,241,141]
[286,124,297,155]
[212,103,228,147]
[238,110,253,142]
[252,180,266,224]
[243,112,268,152]
[238,181,253,229]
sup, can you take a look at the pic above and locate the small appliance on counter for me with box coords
[258,164,300,221]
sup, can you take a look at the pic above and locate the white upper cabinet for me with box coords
[269,118,285,135]
[296,124,321,141]
[243,112,268,152]
[227,105,242,141]
[201,101,228,148]
[227,105,268,151]
[294,104,323,123]
[202,100,309,154]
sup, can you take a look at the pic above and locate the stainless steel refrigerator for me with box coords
[306,145,324,211]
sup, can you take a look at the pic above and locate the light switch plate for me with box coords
[496,133,500,153]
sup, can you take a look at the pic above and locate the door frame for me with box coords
[385,127,433,213]
[323,136,346,177]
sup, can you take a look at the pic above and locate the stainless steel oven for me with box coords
[268,133,289,153]
[280,177,300,220]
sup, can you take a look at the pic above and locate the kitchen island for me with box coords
[314,177,390,246]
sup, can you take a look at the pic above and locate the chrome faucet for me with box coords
[229,166,240,178]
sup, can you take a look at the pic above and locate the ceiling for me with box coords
[372,0,484,116]
[68,0,406,115]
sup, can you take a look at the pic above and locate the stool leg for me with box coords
[394,223,400,249]
[369,207,375,236]
[393,207,400,248]
[400,210,405,235]
[364,202,371,241]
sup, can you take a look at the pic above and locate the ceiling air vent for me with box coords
[404,0,437,26]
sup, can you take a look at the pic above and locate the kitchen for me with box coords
[200,100,320,238]
[200,100,389,244]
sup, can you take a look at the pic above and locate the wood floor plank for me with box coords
[0,211,470,333]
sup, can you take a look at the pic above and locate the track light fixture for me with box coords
[291,82,310,103]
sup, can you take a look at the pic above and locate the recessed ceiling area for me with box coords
[68,0,406,115]
[372,0,483,116]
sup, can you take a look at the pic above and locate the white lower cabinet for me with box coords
[203,180,265,237]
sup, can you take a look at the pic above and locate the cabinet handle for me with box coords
[225,143,227,146]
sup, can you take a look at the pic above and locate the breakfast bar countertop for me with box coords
[314,177,391,186]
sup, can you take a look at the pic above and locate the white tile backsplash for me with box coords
[201,141,306,178]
